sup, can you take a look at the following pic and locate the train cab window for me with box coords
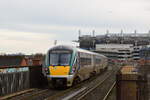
[50,53,59,66]
[50,50,72,66]
[60,53,71,65]
[96,58,101,64]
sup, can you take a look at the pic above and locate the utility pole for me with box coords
[92,30,95,37]
[121,29,123,44]
[106,30,109,35]
[54,40,57,45]
[78,30,81,37]
[92,30,95,50]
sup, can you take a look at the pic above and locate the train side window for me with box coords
[96,58,101,64]
[80,58,85,66]
[79,52,92,66]
[80,57,91,66]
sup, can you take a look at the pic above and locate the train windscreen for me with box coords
[50,50,71,66]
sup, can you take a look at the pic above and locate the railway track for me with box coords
[6,88,49,100]
[0,88,35,100]
[102,82,116,100]
[6,77,97,100]
[19,89,49,100]
[74,73,113,100]
[44,70,112,100]
[5,65,118,100]
[45,66,118,100]
[71,71,116,100]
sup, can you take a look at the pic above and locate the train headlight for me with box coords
[70,67,76,74]
[72,67,76,72]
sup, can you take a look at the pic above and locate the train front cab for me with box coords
[47,66,74,87]
[44,48,76,87]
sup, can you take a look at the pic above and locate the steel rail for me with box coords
[45,70,111,100]
[77,73,112,100]
[46,66,118,100]
[44,88,76,100]
[19,89,49,100]
[102,82,116,100]
[0,88,35,100]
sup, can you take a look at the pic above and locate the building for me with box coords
[79,31,150,50]
[0,55,42,67]
[94,44,133,61]
[78,31,150,61]
[25,58,42,66]
[0,56,28,67]
[132,46,142,60]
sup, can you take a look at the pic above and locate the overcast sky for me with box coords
[0,0,150,54]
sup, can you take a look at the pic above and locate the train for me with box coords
[43,45,108,87]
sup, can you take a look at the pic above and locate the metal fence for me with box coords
[0,66,47,96]
[0,71,29,96]
[0,67,29,96]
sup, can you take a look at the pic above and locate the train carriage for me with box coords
[43,45,108,87]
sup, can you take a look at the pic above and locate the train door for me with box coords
[88,54,94,76]
[92,55,97,74]
[78,52,88,80]
[76,52,80,72]
[75,52,83,81]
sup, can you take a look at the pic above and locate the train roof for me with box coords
[76,48,106,57]
[48,45,106,58]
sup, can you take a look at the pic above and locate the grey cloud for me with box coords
[0,0,150,39]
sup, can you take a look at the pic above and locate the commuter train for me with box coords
[43,45,108,87]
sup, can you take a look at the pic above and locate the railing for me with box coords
[0,66,47,96]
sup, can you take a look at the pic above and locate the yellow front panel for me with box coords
[49,66,70,75]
